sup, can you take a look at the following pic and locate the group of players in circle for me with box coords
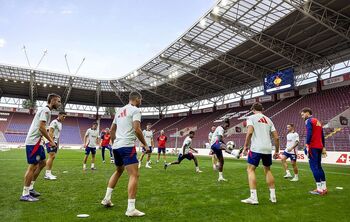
[20,91,328,217]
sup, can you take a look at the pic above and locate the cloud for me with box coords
[31,8,54,15]
[61,10,73,15]
[0,38,6,48]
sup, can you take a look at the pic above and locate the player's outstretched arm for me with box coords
[190,147,198,153]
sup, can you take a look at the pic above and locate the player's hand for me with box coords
[49,141,56,148]
[322,147,327,158]
[145,145,151,153]
[273,152,280,159]
[243,146,248,156]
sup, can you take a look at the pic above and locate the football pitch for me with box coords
[0,149,349,222]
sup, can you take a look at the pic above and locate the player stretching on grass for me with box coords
[44,111,67,180]
[164,131,202,173]
[210,118,230,182]
[241,102,280,205]
[20,93,61,202]
[83,122,99,170]
[281,123,299,181]
[300,107,328,195]
[101,91,149,217]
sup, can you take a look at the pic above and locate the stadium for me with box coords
[0,0,349,221]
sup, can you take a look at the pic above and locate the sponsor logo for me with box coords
[336,154,348,164]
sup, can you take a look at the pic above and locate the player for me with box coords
[101,91,149,217]
[300,107,327,195]
[20,93,61,202]
[156,130,167,163]
[83,122,99,170]
[281,123,299,181]
[100,128,114,164]
[164,131,202,173]
[241,102,279,205]
[44,111,67,180]
[138,123,154,168]
[208,126,218,170]
[210,118,230,181]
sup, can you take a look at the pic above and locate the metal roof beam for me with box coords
[140,69,216,101]
[284,0,350,42]
[29,71,37,102]
[143,69,217,92]
[182,38,272,80]
[159,56,237,91]
[62,77,74,108]
[120,80,177,105]
[211,14,325,67]
[109,81,126,105]
[96,81,101,113]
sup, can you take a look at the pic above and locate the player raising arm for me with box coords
[241,102,279,205]
[164,131,202,173]
[101,91,150,217]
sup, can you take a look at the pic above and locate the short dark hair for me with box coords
[129,91,142,100]
[59,111,67,115]
[47,93,61,103]
[287,123,294,128]
[301,107,312,115]
[251,102,264,112]
[147,122,152,126]
[92,122,98,125]
[189,131,195,135]
[223,118,230,126]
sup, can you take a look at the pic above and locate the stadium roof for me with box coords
[1,0,349,108]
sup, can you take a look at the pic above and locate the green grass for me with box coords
[0,149,349,222]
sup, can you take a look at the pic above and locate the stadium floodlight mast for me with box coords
[21,46,48,69]
[62,55,86,109]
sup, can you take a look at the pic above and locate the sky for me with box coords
[0,0,215,79]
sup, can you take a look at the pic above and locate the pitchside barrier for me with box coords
[1,143,349,165]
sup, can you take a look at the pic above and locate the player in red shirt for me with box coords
[100,128,114,164]
[300,107,327,195]
[157,130,167,163]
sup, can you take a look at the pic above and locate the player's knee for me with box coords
[263,166,271,172]
[39,160,46,168]
[116,167,124,174]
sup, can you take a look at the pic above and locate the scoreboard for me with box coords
[264,68,295,95]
